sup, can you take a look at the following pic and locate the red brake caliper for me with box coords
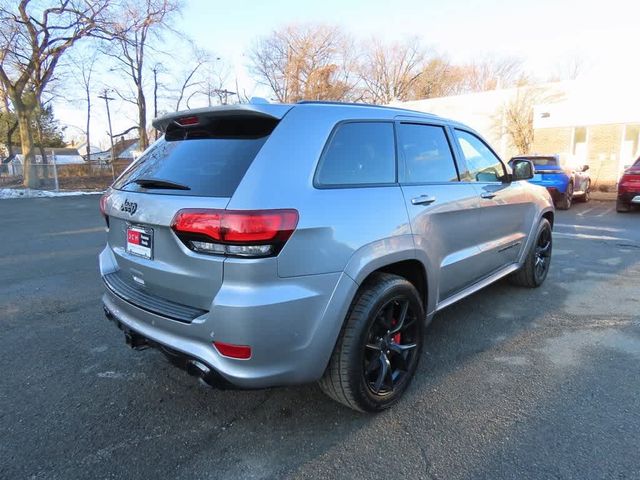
[391,319,401,344]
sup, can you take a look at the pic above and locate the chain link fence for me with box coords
[0,158,131,191]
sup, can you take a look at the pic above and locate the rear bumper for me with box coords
[545,187,561,200]
[99,247,357,388]
[530,178,569,195]
[617,191,640,204]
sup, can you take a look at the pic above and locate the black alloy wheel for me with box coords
[318,273,425,412]
[363,297,420,396]
[533,224,552,283]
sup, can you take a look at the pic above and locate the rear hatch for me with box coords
[520,156,566,185]
[102,105,291,318]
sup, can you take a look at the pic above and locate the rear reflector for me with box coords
[99,193,108,216]
[171,209,298,257]
[213,341,251,360]
[99,193,110,228]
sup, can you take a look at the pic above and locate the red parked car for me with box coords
[617,156,640,212]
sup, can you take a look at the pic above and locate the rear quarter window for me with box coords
[315,122,396,187]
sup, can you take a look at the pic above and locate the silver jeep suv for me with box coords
[99,101,554,412]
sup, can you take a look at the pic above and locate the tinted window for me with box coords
[512,156,557,167]
[530,157,558,167]
[398,124,458,183]
[455,130,504,182]
[113,116,276,197]
[316,122,395,186]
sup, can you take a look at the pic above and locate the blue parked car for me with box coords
[509,155,591,210]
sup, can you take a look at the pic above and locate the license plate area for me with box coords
[126,224,153,260]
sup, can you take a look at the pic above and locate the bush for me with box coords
[596,182,616,193]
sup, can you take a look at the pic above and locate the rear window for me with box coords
[526,157,558,167]
[315,122,396,186]
[112,116,277,197]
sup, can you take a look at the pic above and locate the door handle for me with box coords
[411,195,437,205]
[480,192,496,199]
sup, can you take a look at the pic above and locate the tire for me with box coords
[616,200,631,213]
[510,218,552,288]
[577,181,591,203]
[556,182,573,210]
[318,273,425,412]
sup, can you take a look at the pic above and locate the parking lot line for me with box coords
[576,207,596,216]
[554,231,635,242]
[595,207,615,217]
[555,224,624,233]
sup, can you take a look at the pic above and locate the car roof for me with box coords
[511,154,559,160]
[153,100,467,132]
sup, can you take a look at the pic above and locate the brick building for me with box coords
[397,80,640,188]
[532,81,640,187]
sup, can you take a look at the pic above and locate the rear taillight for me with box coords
[619,174,640,192]
[99,193,110,228]
[171,209,299,258]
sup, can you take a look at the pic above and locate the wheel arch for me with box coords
[541,209,554,228]
[343,238,435,322]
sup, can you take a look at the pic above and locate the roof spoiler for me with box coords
[152,104,293,133]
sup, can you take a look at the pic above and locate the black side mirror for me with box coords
[511,158,534,181]
[582,164,590,172]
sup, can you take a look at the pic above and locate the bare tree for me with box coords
[410,56,472,98]
[106,0,181,151]
[550,54,585,82]
[175,48,209,111]
[249,24,357,102]
[463,56,524,92]
[196,61,234,106]
[0,0,108,187]
[70,50,98,161]
[0,85,18,162]
[358,38,425,104]
[494,86,565,155]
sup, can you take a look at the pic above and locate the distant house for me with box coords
[2,146,84,176]
[92,137,140,163]
[72,142,103,160]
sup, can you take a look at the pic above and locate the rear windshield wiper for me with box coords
[128,178,191,190]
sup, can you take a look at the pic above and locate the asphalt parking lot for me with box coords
[1,196,639,480]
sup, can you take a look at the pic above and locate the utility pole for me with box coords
[152,64,159,141]
[98,89,116,178]
[213,89,236,105]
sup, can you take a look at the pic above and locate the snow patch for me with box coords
[0,188,103,199]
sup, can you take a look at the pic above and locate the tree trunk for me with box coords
[137,84,148,151]
[86,89,91,162]
[35,115,49,179]
[16,106,38,188]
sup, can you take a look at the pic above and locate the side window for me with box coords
[397,123,458,183]
[454,129,505,182]
[315,122,395,186]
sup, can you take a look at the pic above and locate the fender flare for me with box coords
[343,234,437,320]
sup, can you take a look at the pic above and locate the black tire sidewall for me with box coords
[530,219,552,286]
[348,279,425,412]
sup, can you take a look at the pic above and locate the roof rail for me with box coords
[296,100,376,107]
[295,100,441,118]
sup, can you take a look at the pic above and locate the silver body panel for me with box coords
[100,102,554,387]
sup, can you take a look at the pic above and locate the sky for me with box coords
[54,0,640,148]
